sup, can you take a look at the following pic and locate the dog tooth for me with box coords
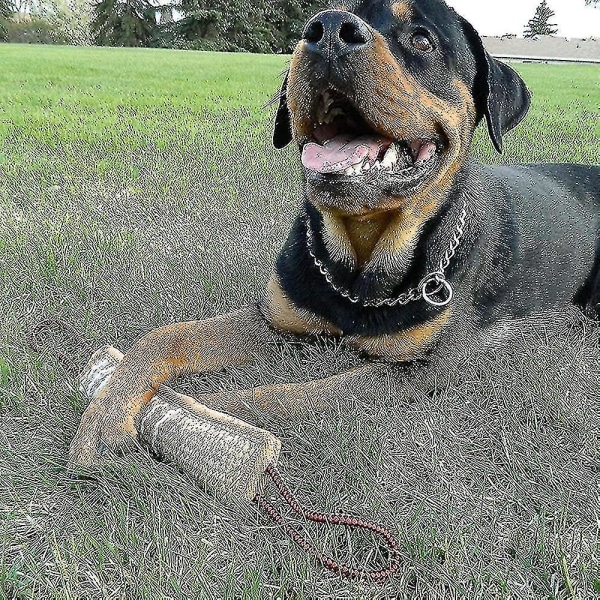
[317,105,325,124]
[328,107,344,119]
[362,161,371,171]
[373,160,381,170]
[381,144,399,170]
[323,91,334,110]
[345,166,354,175]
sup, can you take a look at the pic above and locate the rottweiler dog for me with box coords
[69,0,600,465]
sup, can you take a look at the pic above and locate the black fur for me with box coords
[458,16,531,152]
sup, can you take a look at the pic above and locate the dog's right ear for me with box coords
[273,72,293,149]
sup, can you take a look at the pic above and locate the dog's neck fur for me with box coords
[313,160,477,282]
[330,210,398,268]
[308,163,478,303]
[316,200,438,279]
[311,203,428,302]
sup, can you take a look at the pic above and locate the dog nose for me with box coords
[302,10,372,59]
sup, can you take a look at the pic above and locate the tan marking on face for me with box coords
[391,1,413,20]
[358,35,475,155]
[351,308,451,360]
[362,75,476,268]
[261,273,341,335]
[287,49,319,144]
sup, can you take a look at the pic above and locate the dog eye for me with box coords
[411,32,433,52]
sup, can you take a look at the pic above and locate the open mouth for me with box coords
[300,90,443,181]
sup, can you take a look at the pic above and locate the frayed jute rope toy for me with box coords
[77,345,401,582]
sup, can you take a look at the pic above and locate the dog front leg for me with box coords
[69,305,277,467]
[177,362,384,422]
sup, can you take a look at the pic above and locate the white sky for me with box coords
[446,0,600,38]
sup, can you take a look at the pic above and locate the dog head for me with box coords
[273,0,531,216]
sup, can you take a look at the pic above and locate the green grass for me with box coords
[0,44,289,187]
[0,44,285,140]
[0,44,598,599]
[485,62,599,164]
[0,44,598,179]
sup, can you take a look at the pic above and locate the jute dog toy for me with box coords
[79,346,282,504]
[77,346,401,581]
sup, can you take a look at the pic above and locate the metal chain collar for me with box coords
[306,197,468,308]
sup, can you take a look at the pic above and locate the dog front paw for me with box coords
[68,394,138,468]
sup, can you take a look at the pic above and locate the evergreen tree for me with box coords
[524,0,558,37]
[0,0,13,17]
[269,0,324,53]
[0,0,12,42]
[167,0,325,53]
[37,0,93,44]
[91,0,157,47]
[168,0,270,52]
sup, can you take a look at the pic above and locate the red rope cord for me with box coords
[253,464,400,582]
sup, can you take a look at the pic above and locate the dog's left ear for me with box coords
[461,19,531,153]
[273,72,293,149]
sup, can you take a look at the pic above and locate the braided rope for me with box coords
[254,464,401,582]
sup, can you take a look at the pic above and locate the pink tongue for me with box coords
[301,134,388,173]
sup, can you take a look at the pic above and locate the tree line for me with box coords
[0,0,326,51]
[0,0,597,50]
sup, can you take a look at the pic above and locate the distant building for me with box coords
[482,35,600,63]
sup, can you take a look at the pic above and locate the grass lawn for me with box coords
[0,43,599,599]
